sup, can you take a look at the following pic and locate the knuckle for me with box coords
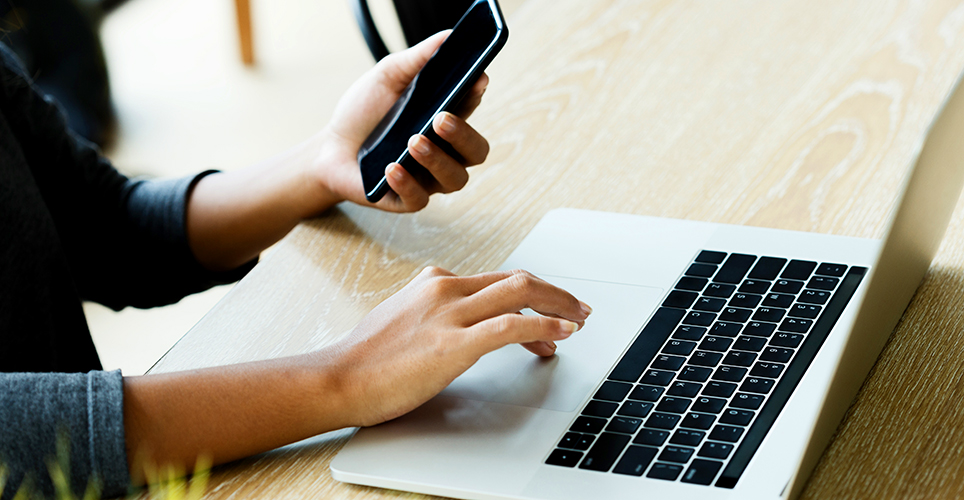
[506,270,535,293]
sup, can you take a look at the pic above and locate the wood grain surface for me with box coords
[147,0,964,498]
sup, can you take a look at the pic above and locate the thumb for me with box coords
[378,31,450,92]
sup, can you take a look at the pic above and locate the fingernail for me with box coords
[559,320,579,337]
[435,113,456,134]
[409,136,430,156]
[387,164,404,182]
[544,340,557,351]
[579,301,593,316]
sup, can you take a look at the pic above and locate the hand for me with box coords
[311,31,491,213]
[324,267,593,427]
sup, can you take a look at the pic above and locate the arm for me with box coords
[123,268,592,479]
[185,31,490,271]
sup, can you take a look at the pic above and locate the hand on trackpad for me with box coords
[440,275,664,412]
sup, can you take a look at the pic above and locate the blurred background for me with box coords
[0,0,519,375]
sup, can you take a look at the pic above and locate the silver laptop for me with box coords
[330,70,964,499]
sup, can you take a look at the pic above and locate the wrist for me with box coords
[300,128,352,215]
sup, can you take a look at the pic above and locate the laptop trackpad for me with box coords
[440,275,664,412]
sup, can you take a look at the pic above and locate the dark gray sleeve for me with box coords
[0,371,129,499]
[0,42,256,311]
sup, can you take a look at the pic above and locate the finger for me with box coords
[454,73,489,119]
[380,163,430,212]
[407,134,470,193]
[471,314,579,354]
[431,113,490,167]
[467,270,592,323]
[378,31,450,92]
[522,340,557,357]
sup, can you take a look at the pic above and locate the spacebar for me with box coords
[608,307,685,382]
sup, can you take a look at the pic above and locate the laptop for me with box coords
[330,70,964,499]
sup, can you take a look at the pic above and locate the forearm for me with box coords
[122,351,351,481]
[185,134,341,271]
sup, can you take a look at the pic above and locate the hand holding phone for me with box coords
[357,0,508,203]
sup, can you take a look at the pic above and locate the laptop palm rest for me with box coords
[440,275,664,411]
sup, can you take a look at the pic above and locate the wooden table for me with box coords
[150,0,964,498]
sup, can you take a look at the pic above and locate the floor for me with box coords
[88,0,521,375]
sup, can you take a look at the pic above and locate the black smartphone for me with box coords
[357,0,508,203]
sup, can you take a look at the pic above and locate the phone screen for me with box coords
[358,0,505,200]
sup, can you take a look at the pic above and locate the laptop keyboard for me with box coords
[544,250,867,488]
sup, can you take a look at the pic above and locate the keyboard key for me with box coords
[690,350,724,367]
[807,276,838,290]
[579,432,631,471]
[780,317,813,333]
[799,289,830,304]
[730,392,764,410]
[668,381,703,398]
[606,417,643,434]
[729,293,762,309]
[658,446,695,463]
[709,321,743,337]
[571,416,607,434]
[693,297,726,312]
[781,260,817,280]
[612,445,658,477]
[748,257,787,280]
[691,396,727,414]
[762,293,794,308]
[739,279,770,294]
[750,362,785,378]
[815,263,847,277]
[683,311,717,327]
[644,412,681,429]
[742,321,777,337]
[723,350,757,367]
[719,409,755,426]
[771,332,804,348]
[698,336,733,353]
[594,381,633,402]
[698,442,734,459]
[670,429,706,446]
[558,432,589,450]
[651,354,686,371]
[703,283,736,298]
[788,303,821,319]
[719,306,753,322]
[546,449,583,467]
[640,369,676,386]
[733,335,767,352]
[609,307,685,382]
[740,377,775,394]
[656,396,692,414]
[686,263,717,278]
[663,340,697,356]
[760,347,794,363]
[681,459,724,485]
[753,307,786,322]
[702,381,737,398]
[676,276,708,291]
[663,290,699,309]
[680,412,716,430]
[709,425,745,443]
[715,254,757,284]
[629,385,665,402]
[634,429,669,447]
[679,365,713,382]
[673,325,707,341]
[712,366,747,382]
[695,250,727,264]
[582,400,618,418]
[771,279,805,294]
[647,462,683,481]
[618,401,655,418]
